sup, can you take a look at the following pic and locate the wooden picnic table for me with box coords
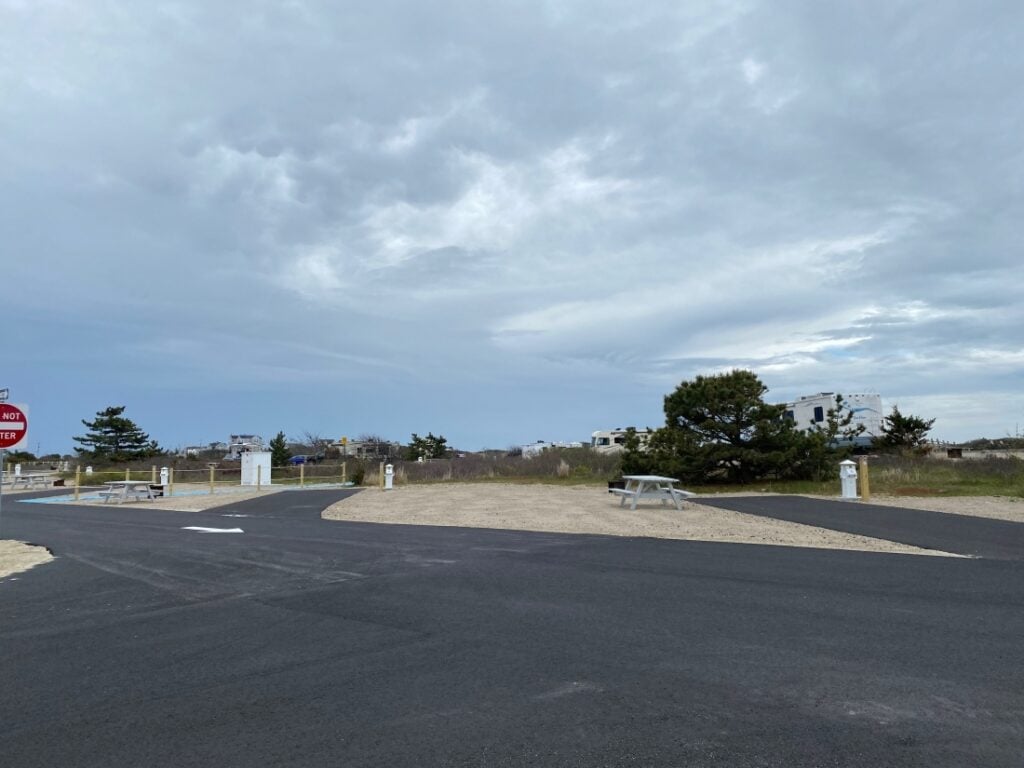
[611,475,695,511]
[98,480,156,504]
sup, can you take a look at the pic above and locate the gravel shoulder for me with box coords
[322,484,957,556]
[0,540,54,578]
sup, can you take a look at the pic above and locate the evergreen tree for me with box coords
[73,406,159,462]
[660,370,805,483]
[269,431,292,466]
[878,406,936,449]
[405,432,449,460]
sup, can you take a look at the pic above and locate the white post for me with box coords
[839,460,859,499]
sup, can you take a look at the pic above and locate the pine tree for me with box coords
[660,370,804,483]
[878,406,936,449]
[73,406,159,462]
[269,431,292,467]
[404,432,449,460]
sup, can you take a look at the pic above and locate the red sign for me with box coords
[0,403,28,450]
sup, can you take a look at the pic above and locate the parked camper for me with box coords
[591,428,652,454]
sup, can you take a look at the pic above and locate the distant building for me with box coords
[590,428,652,454]
[330,438,401,460]
[178,441,230,459]
[519,440,585,458]
[782,393,883,445]
[225,434,265,460]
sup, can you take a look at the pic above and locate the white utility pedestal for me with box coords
[241,451,272,486]
[839,459,859,499]
[384,463,394,490]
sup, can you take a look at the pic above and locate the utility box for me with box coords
[839,460,859,499]
[384,463,394,490]
[241,451,272,486]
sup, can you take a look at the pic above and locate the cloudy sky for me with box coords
[3,0,1023,454]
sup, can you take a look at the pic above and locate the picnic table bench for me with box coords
[7,474,54,490]
[611,475,696,511]
[98,481,158,504]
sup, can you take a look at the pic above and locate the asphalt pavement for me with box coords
[2,490,1024,766]
[700,495,1024,559]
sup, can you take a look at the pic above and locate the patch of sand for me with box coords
[322,484,956,556]
[73,485,289,512]
[0,540,53,578]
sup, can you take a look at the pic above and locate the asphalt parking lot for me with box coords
[2,490,1023,767]
[701,494,1024,559]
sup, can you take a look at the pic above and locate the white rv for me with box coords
[519,440,585,457]
[783,393,883,445]
[590,428,652,454]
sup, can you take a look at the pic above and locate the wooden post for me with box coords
[209,465,215,495]
[379,461,385,490]
[151,465,157,484]
[74,466,81,501]
[300,463,305,487]
[169,468,175,497]
[342,461,347,485]
[257,464,262,491]
[858,456,870,500]
[125,467,131,481]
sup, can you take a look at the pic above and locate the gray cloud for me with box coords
[3,0,1022,450]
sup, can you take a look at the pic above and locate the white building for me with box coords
[519,440,585,458]
[783,393,883,444]
[225,434,265,460]
[179,441,230,459]
[590,428,652,454]
[330,438,401,460]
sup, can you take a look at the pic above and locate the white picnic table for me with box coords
[611,475,695,511]
[7,473,54,490]
[98,480,156,504]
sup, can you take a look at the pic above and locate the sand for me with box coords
[321,483,958,556]
[0,540,53,578]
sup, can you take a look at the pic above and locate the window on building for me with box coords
[784,410,794,421]
[813,406,824,422]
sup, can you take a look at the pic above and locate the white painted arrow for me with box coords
[181,526,244,534]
